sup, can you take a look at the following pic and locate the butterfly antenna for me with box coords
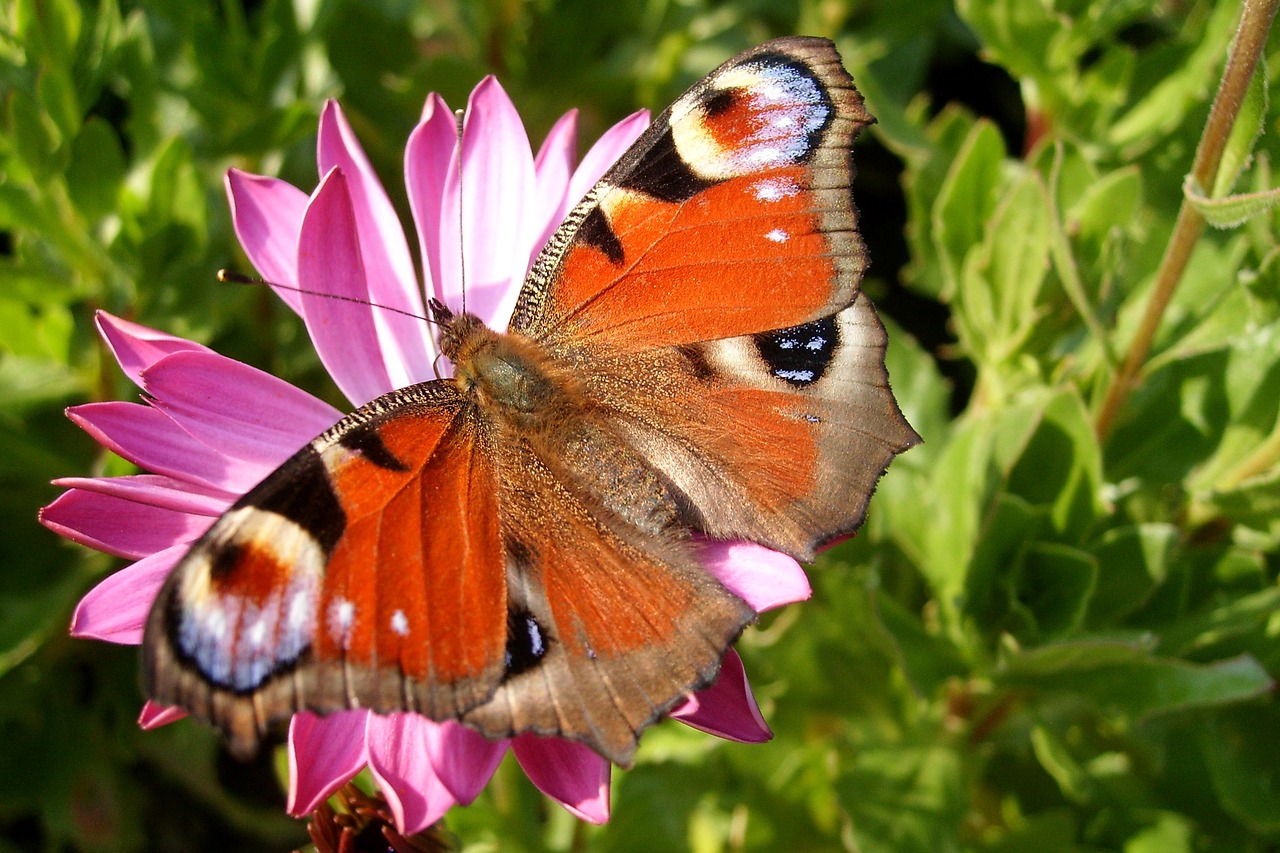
[217,270,437,326]
[455,107,467,317]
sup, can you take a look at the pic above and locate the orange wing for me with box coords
[142,382,507,756]
[510,37,872,351]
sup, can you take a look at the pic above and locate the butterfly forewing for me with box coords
[143,382,507,755]
[511,37,872,350]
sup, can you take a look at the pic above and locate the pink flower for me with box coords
[40,80,811,832]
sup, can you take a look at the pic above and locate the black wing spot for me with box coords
[676,344,716,382]
[617,126,717,204]
[207,541,245,581]
[242,445,346,553]
[753,315,839,387]
[504,607,549,677]
[338,422,409,471]
[703,88,738,117]
[579,206,625,265]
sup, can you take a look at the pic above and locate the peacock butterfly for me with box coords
[141,36,920,766]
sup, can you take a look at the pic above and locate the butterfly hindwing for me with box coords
[464,436,754,766]
[580,294,921,560]
[511,36,872,350]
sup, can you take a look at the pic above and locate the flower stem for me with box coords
[1094,0,1280,440]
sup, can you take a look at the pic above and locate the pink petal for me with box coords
[96,312,212,388]
[139,701,187,729]
[669,650,771,743]
[565,109,649,210]
[142,350,341,468]
[513,735,611,824]
[406,93,457,315]
[297,167,396,406]
[69,544,186,644]
[288,711,370,816]
[529,109,578,264]
[366,713,457,834]
[440,77,536,330]
[423,720,507,805]
[224,169,308,313]
[52,475,231,517]
[697,539,811,613]
[67,401,273,494]
[40,489,213,559]
[318,101,432,388]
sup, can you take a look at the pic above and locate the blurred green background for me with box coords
[4,0,1280,850]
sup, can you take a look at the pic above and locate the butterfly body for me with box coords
[142,36,920,766]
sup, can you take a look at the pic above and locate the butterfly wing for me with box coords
[510,36,872,350]
[142,381,507,756]
[469,436,754,766]
[579,294,920,560]
[510,36,917,559]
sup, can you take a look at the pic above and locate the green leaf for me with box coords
[873,591,968,697]
[1123,812,1193,853]
[0,569,86,678]
[1199,706,1280,833]
[1086,524,1178,625]
[1186,180,1280,229]
[1157,585,1280,657]
[8,88,59,181]
[998,643,1273,718]
[837,743,968,853]
[955,169,1052,372]
[1106,0,1239,152]
[0,183,43,232]
[899,105,980,299]
[1202,466,1280,545]
[37,63,81,144]
[0,301,75,362]
[981,810,1085,853]
[1187,319,1280,493]
[1013,544,1097,638]
[1030,725,1092,804]
[1067,166,1143,252]
[1107,347,1229,484]
[0,354,84,412]
[1005,389,1105,538]
[66,116,126,221]
[933,120,1006,300]
[964,492,1041,633]
[917,407,1035,610]
[882,315,951,449]
[956,0,1060,85]
[16,0,82,67]
[918,389,1101,626]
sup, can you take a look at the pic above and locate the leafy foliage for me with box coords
[3,0,1279,850]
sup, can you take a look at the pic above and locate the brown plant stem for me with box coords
[1094,0,1280,439]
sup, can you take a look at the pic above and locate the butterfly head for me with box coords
[430,300,561,419]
